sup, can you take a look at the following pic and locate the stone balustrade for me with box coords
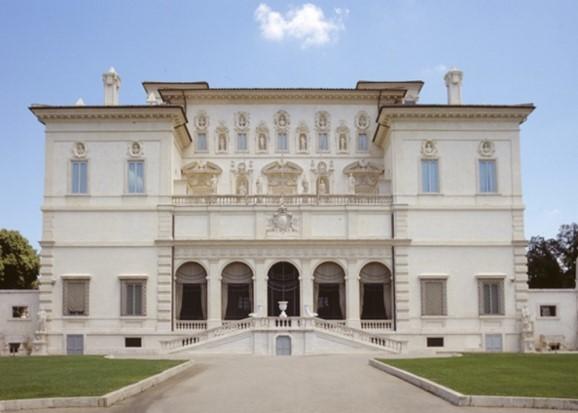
[172,194,392,207]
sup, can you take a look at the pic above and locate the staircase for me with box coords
[161,317,405,355]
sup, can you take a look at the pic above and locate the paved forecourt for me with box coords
[17,354,576,413]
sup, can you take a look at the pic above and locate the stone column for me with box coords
[254,259,267,317]
[300,259,314,316]
[346,260,361,328]
[207,260,222,328]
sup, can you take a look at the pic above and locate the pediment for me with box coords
[181,161,222,177]
[343,160,384,176]
[262,161,303,176]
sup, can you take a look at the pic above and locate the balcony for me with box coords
[172,194,392,207]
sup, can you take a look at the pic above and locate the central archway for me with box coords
[267,262,300,317]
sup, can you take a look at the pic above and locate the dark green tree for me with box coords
[0,229,39,289]
[527,223,577,289]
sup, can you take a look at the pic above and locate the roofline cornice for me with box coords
[377,104,535,123]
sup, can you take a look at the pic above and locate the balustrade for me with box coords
[172,194,392,207]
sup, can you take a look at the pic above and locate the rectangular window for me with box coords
[540,305,557,317]
[478,279,504,315]
[121,280,146,316]
[479,159,497,193]
[125,337,142,348]
[127,160,145,194]
[71,160,88,194]
[318,133,329,151]
[420,279,447,316]
[421,159,439,193]
[63,279,89,316]
[12,306,29,319]
[426,337,444,347]
[277,132,288,152]
[237,133,248,151]
[196,132,208,152]
[357,133,369,151]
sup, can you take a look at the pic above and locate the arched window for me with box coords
[175,262,207,321]
[222,262,253,320]
[359,262,392,320]
[314,262,346,320]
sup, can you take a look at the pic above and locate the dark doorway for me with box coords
[361,283,386,319]
[268,262,300,316]
[180,284,204,320]
[316,284,343,319]
[225,284,252,320]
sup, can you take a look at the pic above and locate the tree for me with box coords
[527,223,578,289]
[0,229,39,289]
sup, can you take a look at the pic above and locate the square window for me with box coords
[540,305,557,317]
[71,160,88,194]
[196,132,208,152]
[318,133,329,151]
[357,133,369,152]
[421,159,439,193]
[121,280,146,316]
[127,160,145,193]
[125,337,142,348]
[12,306,29,319]
[478,279,504,315]
[426,337,444,347]
[479,159,497,193]
[277,132,288,152]
[237,133,248,151]
[420,279,447,316]
[63,279,89,316]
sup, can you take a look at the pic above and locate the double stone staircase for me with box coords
[161,317,405,355]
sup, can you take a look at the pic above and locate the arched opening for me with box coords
[360,262,392,320]
[313,262,346,320]
[222,262,253,320]
[175,262,207,321]
[268,262,300,317]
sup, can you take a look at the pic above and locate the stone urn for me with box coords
[278,301,288,318]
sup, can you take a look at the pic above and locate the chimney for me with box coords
[444,67,463,105]
[102,67,121,105]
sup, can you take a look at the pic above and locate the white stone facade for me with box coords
[0,290,39,355]
[28,70,539,355]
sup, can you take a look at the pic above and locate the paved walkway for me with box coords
[23,354,575,413]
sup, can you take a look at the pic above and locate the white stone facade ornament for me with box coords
[421,139,438,158]
[216,122,229,153]
[181,161,222,195]
[72,142,87,158]
[256,122,269,152]
[296,122,309,152]
[262,161,303,195]
[274,110,290,130]
[268,205,298,233]
[311,161,333,195]
[75,98,85,106]
[315,111,330,131]
[336,122,349,152]
[194,111,209,130]
[232,161,252,195]
[355,111,370,130]
[343,160,384,194]
[128,141,143,158]
[235,112,250,130]
[478,139,495,157]
[521,305,535,353]
[278,301,288,318]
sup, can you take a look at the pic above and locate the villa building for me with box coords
[28,68,538,355]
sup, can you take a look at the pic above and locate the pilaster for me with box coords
[301,259,313,316]
[156,246,172,331]
[346,259,361,328]
[207,259,222,328]
[394,246,410,330]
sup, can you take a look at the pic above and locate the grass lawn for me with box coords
[0,356,183,401]
[380,353,578,399]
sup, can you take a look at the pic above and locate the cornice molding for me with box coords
[378,105,535,123]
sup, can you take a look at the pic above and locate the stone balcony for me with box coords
[172,194,393,207]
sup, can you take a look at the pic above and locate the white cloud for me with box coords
[255,3,347,48]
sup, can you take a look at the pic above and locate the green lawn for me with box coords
[0,356,183,400]
[379,353,578,399]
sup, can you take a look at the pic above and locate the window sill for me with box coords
[537,316,560,321]
[66,194,90,197]
[122,193,148,197]
[476,192,501,196]
[8,318,31,322]
[420,315,448,319]
[418,192,443,196]
[479,314,506,318]
[62,315,89,319]
[120,316,147,319]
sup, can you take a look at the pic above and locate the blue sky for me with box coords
[1,0,577,249]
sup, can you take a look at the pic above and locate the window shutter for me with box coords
[421,279,446,316]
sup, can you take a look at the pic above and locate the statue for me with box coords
[299,133,307,151]
[348,174,356,194]
[218,134,227,151]
[301,177,309,194]
[258,133,267,150]
[210,175,218,193]
[339,133,347,151]
[318,178,328,195]
[237,178,248,196]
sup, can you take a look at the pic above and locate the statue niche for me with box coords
[181,161,222,195]
[262,161,303,195]
[311,161,333,195]
[343,160,384,194]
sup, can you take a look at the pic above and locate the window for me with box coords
[421,159,439,193]
[63,279,89,316]
[420,279,447,316]
[196,132,208,152]
[357,133,369,152]
[478,279,504,315]
[277,132,288,152]
[127,160,145,194]
[125,337,142,348]
[426,337,444,347]
[318,133,329,151]
[540,305,557,317]
[479,159,497,193]
[12,306,29,319]
[121,279,146,316]
[237,133,248,151]
[71,160,88,194]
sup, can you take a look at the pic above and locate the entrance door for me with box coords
[66,334,84,355]
[180,284,204,320]
[317,284,343,319]
[361,283,386,319]
[268,262,300,316]
[276,335,292,356]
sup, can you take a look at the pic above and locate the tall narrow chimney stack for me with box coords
[102,67,121,106]
[444,68,463,105]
